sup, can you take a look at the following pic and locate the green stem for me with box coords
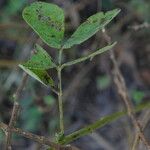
[58,68,64,134]
[58,48,63,65]
[59,102,150,145]
[61,42,116,69]
[57,48,64,134]
[47,102,150,150]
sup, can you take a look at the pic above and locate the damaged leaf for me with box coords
[22,44,56,70]
[23,2,65,48]
[19,44,55,86]
[63,9,120,49]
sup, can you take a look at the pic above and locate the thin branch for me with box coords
[2,122,79,150]
[102,29,150,149]
[61,42,116,69]
[0,122,61,149]
[5,73,28,150]
[1,102,149,150]
[132,110,150,150]
[58,102,150,145]
[0,60,22,68]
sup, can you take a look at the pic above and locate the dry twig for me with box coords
[0,122,61,149]
[0,60,22,68]
[132,110,150,150]
[5,73,28,150]
[102,29,150,150]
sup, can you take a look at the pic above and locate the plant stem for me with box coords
[57,48,64,134]
[0,122,62,149]
[59,102,150,145]
[61,42,116,69]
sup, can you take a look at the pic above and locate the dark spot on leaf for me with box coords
[73,134,78,139]
[101,17,106,24]
[40,60,43,63]
[38,4,42,9]
[51,22,55,28]
[51,35,55,38]
[48,17,51,21]
[24,12,30,16]
[92,19,97,23]
[43,74,50,84]
[36,9,40,13]
[38,14,42,20]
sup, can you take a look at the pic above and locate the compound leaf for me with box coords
[23,2,65,48]
[63,9,120,49]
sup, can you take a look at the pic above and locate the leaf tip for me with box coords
[113,41,117,45]
[112,8,121,17]
[116,8,121,13]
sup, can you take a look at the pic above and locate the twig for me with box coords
[5,73,28,150]
[102,29,150,149]
[1,104,150,150]
[132,110,150,150]
[0,122,61,149]
[0,60,22,68]
[0,22,27,29]
[1,122,80,150]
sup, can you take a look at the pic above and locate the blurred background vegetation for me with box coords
[0,0,150,149]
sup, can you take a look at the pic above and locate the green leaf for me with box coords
[63,9,120,49]
[19,44,55,86]
[19,66,54,86]
[62,42,116,69]
[23,44,56,70]
[23,2,65,48]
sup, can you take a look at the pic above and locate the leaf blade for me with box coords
[23,44,56,70]
[23,2,65,48]
[19,44,55,86]
[19,65,54,86]
[63,9,120,49]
